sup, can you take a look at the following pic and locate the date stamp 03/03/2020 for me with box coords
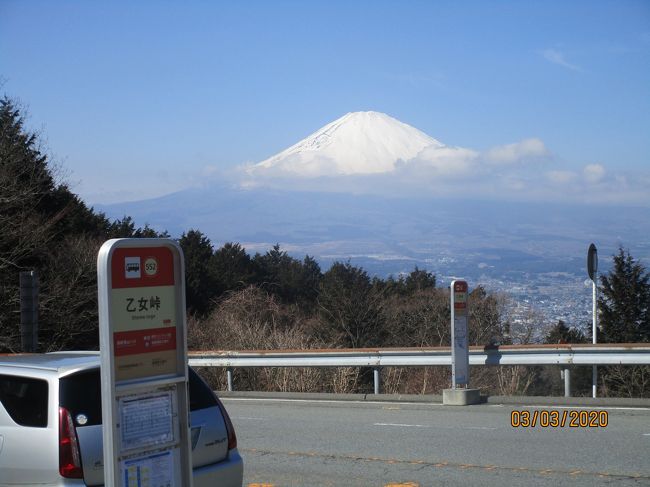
[511,410,609,428]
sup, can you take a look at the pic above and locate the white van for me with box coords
[0,352,243,486]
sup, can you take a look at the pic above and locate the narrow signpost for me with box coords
[588,243,598,398]
[98,239,192,487]
[443,279,480,405]
[451,280,469,387]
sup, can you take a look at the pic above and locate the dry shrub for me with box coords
[470,365,537,396]
[382,366,406,394]
[328,367,360,393]
[600,365,650,398]
[495,366,537,395]
[260,367,324,393]
[380,367,451,394]
[192,366,227,391]
[381,366,534,396]
[413,367,451,394]
[187,286,548,397]
[38,235,102,351]
[189,286,324,391]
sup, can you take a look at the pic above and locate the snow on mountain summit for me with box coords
[251,111,444,177]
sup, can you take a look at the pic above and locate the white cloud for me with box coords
[405,145,479,178]
[546,170,577,184]
[485,138,550,165]
[238,136,649,206]
[583,164,605,184]
[540,49,582,71]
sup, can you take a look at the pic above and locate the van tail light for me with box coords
[59,407,83,478]
[215,397,237,450]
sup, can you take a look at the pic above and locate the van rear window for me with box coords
[60,369,102,426]
[58,368,218,428]
[188,368,219,411]
[0,374,48,427]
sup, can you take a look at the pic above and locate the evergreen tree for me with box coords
[597,248,650,397]
[318,261,384,348]
[599,248,650,343]
[252,244,321,310]
[179,230,217,316]
[381,287,450,347]
[296,255,322,310]
[545,320,587,344]
[106,216,168,238]
[405,266,436,293]
[211,242,256,296]
[252,244,295,298]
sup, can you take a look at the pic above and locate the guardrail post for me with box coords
[563,367,571,397]
[226,368,233,392]
[373,367,381,395]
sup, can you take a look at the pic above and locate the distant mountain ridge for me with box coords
[96,184,649,274]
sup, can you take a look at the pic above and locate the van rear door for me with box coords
[59,368,104,485]
[60,367,230,486]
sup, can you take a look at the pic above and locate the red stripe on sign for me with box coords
[455,302,467,309]
[111,246,175,288]
[114,328,177,356]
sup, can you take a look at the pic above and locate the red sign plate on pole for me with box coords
[109,246,179,381]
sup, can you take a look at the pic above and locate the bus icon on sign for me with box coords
[125,257,141,279]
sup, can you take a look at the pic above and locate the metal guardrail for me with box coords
[189,343,650,367]
[188,344,650,397]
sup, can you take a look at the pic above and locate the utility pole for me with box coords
[19,270,39,352]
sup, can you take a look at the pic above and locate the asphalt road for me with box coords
[222,397,650,487]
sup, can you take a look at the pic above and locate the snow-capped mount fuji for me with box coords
[250,111,444,177]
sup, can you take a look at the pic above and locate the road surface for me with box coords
[223,397,650,487]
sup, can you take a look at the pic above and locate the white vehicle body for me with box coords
[0,352,243,486]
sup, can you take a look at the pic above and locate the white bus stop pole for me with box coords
[592,275,597,398]
[563,367,571,397]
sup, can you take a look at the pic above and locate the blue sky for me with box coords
[1,1,649,203]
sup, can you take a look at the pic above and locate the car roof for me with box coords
[0,352,100,375]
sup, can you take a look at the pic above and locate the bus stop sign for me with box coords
[98,238,193,487]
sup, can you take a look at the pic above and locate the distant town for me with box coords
[341,253,604,339]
